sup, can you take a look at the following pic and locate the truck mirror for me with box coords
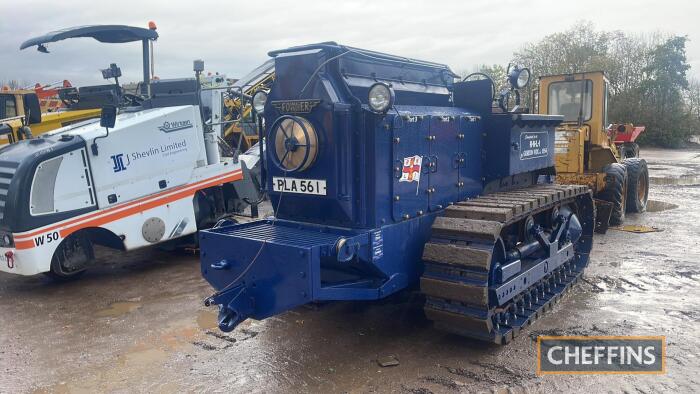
[100,105,117,129]
[23,93,42,125]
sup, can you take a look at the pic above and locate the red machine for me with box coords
[32,80,72,112]
[610,123,645,158]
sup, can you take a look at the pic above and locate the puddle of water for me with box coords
[650,175,700,186]
[646,200,679,212]
[197,310,219,330]
[161,326,198,349]
[118,348,168,367]
[95,301,142,317]
[32,383,71,394]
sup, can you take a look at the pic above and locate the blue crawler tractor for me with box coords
[200,43,594,344]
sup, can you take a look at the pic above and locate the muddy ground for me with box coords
[1,148,699,393]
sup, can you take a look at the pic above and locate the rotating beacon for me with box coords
[200,43,595,344]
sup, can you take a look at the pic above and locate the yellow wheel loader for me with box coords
[537,71,648,231]
[220,60,274,152]
[0,90,100,146]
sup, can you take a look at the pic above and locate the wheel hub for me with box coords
[284,137,300,152]
[272,116,319,172]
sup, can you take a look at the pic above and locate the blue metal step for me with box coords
[208,220,345,247]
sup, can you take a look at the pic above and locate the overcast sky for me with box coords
[1,0,698,87]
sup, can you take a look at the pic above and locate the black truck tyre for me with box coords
[44,232,94,281]
[623,158,649,213]
[599,163,627,226]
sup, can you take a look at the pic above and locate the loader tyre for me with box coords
[620,142,640,158]
[599,163,626,226]
[44,233,94,281]
[623,158,649,213]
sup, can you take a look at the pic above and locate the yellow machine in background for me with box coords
[221,60,274,151]
[538,71,649,230]
[0,91,100,146]
[1,60,274,149]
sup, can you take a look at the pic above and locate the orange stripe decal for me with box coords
[15,239,34,250]
[16,170,242,240]
[14,170,242,250]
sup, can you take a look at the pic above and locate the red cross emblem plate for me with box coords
[400,155,422,183]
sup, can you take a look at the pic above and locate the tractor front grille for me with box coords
[0,160,19,221]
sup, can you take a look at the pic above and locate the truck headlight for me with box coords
[368,82,394,114]
[0,233,13,247]
[252,91,268,114]
[509,67,531,89]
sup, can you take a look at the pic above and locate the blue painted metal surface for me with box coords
[200,43,564,332]
[482,113,560,183]
[202,216,435,328]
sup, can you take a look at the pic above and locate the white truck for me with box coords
[0,25,263,279]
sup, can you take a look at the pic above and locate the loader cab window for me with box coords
[603,81,609,128]
[0,94,17,119]
[547,80,593,122]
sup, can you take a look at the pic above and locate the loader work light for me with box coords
[509,67,531,89]
[252,91,268,114]
[368,82,394,114]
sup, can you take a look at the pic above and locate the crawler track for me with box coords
[421,184,595,344]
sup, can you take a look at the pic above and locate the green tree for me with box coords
[461,64,508,95]
[638,36,692,146]
[510,22,698,147]
[513,21,612,78]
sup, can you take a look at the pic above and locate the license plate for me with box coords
[272,177,327,195]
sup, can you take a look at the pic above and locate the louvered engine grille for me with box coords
[0,160,19,221]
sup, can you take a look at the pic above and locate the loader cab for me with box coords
[0,93,19,120]
[0,92,41,122]
[538,71,609,146]
[538,71,620,175]
[0,92,42,144]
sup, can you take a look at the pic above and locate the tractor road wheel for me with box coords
[599,163,627,226]
[44,233,94,281]
[623,158,649,213]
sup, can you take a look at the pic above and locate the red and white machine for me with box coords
[0,101,261,279]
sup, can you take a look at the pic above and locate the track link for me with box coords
[421,184,594,344]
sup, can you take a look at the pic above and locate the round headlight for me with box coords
[252,91,268,114]
[2,234,11,246]
[368,82,394,114]
[509,67,531,89]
